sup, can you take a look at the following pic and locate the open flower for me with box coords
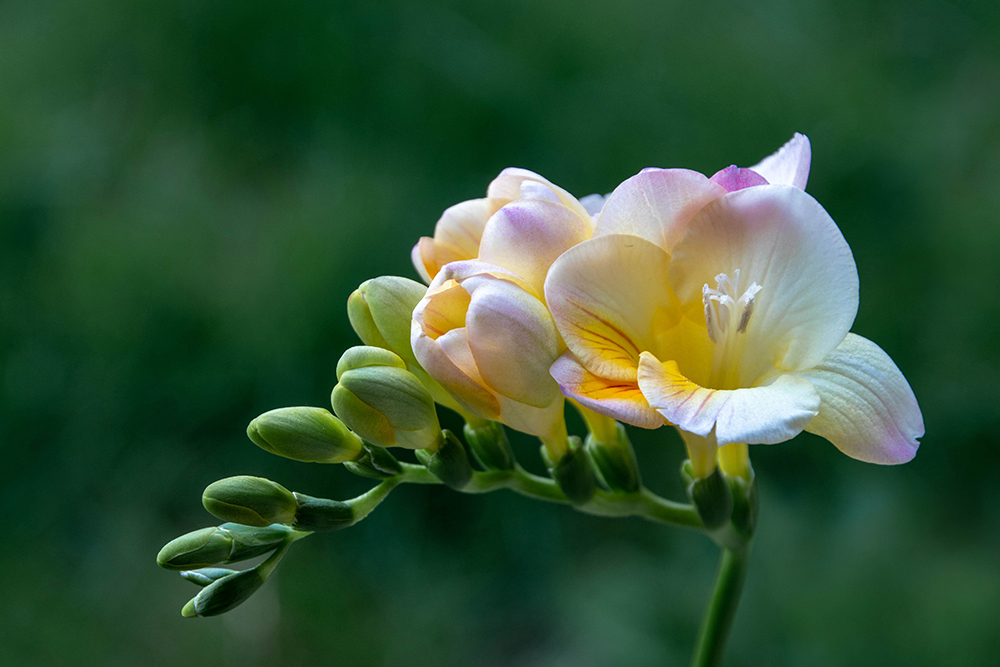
[412,168,604,285]
[546,136,922,472]
[411,260,568,452]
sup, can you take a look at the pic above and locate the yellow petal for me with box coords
[550,352,666,429]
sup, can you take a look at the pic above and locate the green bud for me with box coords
[585,422,641,493]
[415,430,472,490]
[686,468,734,531]
[157,527,234,571]
[343,443,403,479]
[347,277,426,366]
[464,421,514,471]
[332,347,441,450]
[183,568,266,618]
[202,476,297,527]
[291,493,355,532]
[727,469,758,539]
[180,568,239,587]
[549,437,597,505]
[221,523,293,561]
[248,406,364,464]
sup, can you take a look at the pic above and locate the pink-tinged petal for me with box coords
[669,186,859,382]
[478,200,593,297]
[709,166,769,192]
[410,322,501,420]
[487,168,592,221]
[546,235,675,381]
[579,193,607,217]
[595,169,728,252]
[412,238,435,284]
[551,352,666,429]
[638,352,820,445]
[465,278,562,408]
[749,133,811,190]
[797,334,923,464]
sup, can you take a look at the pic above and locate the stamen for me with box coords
[702,271,762,341]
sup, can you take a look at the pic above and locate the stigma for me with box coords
[703,270,762,344]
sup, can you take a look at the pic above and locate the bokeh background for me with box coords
[3,0,999,665]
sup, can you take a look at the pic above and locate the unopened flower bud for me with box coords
[585,422,641,494]
[248,407,364,464]
[291,493,355,532]
[333,346,441,450]
[182,568,266,618]
[343,443,403,479]
[202,476,298,527]
[222,523,293,561]
[157,527,234,571]
[180,568,238,587]
[347,276,427,367]
[415,430,473,490]
[463,421,514,471]
[686,467,734,531]
[548,437,596,505]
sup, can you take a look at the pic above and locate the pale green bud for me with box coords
[157,527,234,571]
[686,467,733,531]
[180,568,238,587]
[415,430,472,490]
[332,346,441,450]
[347,276,426,366]
[548,437,596,505]
[463,421,514,471]
[343,444,403,479]
[291,493,355,532]
[202,476,298,527]
[585,423,641,494]
[182,568,266,618]
[221,523,293,561]
[248,406,364,463]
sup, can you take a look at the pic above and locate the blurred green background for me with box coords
[2,0,999,665]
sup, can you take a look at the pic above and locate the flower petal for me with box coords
[478,200,593,297]
[749,133,811,190]
[410,324,501,420]
[550,352,666,428]
[546,235,675,381]
[595,169,727,252]
[495,393,567,440]
[487,168,591,221]
[669,185,859,381]
[579,193,607,217]
[638,352,820,445]
[797,334,923,464]
[465,277,562,408]
[709,166,769,192]
[411,238,435,284]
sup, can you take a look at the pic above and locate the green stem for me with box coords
[690,544,752,667]
[397,462,701,529]
[347,477,402,521]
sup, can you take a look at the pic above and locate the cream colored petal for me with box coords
[669,185,859,381]
[478,200,593,296]
[411,238,435,284]
[433,198,501,259]
[797,333,923,464]
[486,167,591,221]
[496,393,567,440]
[595,169,727,252]
[545,234,674,381]
[465,277,562,407]
[750,133,811,190]
[550,352,666,429]
[638,352,819,445]
[410,323,501,420]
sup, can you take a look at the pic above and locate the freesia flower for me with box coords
[545,134,922,475]
[411,260,569,456]
[412,168,604,285]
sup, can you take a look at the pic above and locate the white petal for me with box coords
[478,199,593,297]
[487,168,591,221]
[595,169,727,252]
[545,235,674,381]
[465,278,562,408]
[638,352,820,446]
[410,323,501,420]
[797,333,923,464]
[749,133,812,190]
[550,352,666,429]
[669,185,859,381]
[495,393,567,440]
[579,193,607,217]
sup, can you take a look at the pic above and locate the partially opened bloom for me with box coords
[411,260,568,454]
[412,168,604,285]
[546,134,922,475]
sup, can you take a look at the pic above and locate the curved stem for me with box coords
[690,544,752,667]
